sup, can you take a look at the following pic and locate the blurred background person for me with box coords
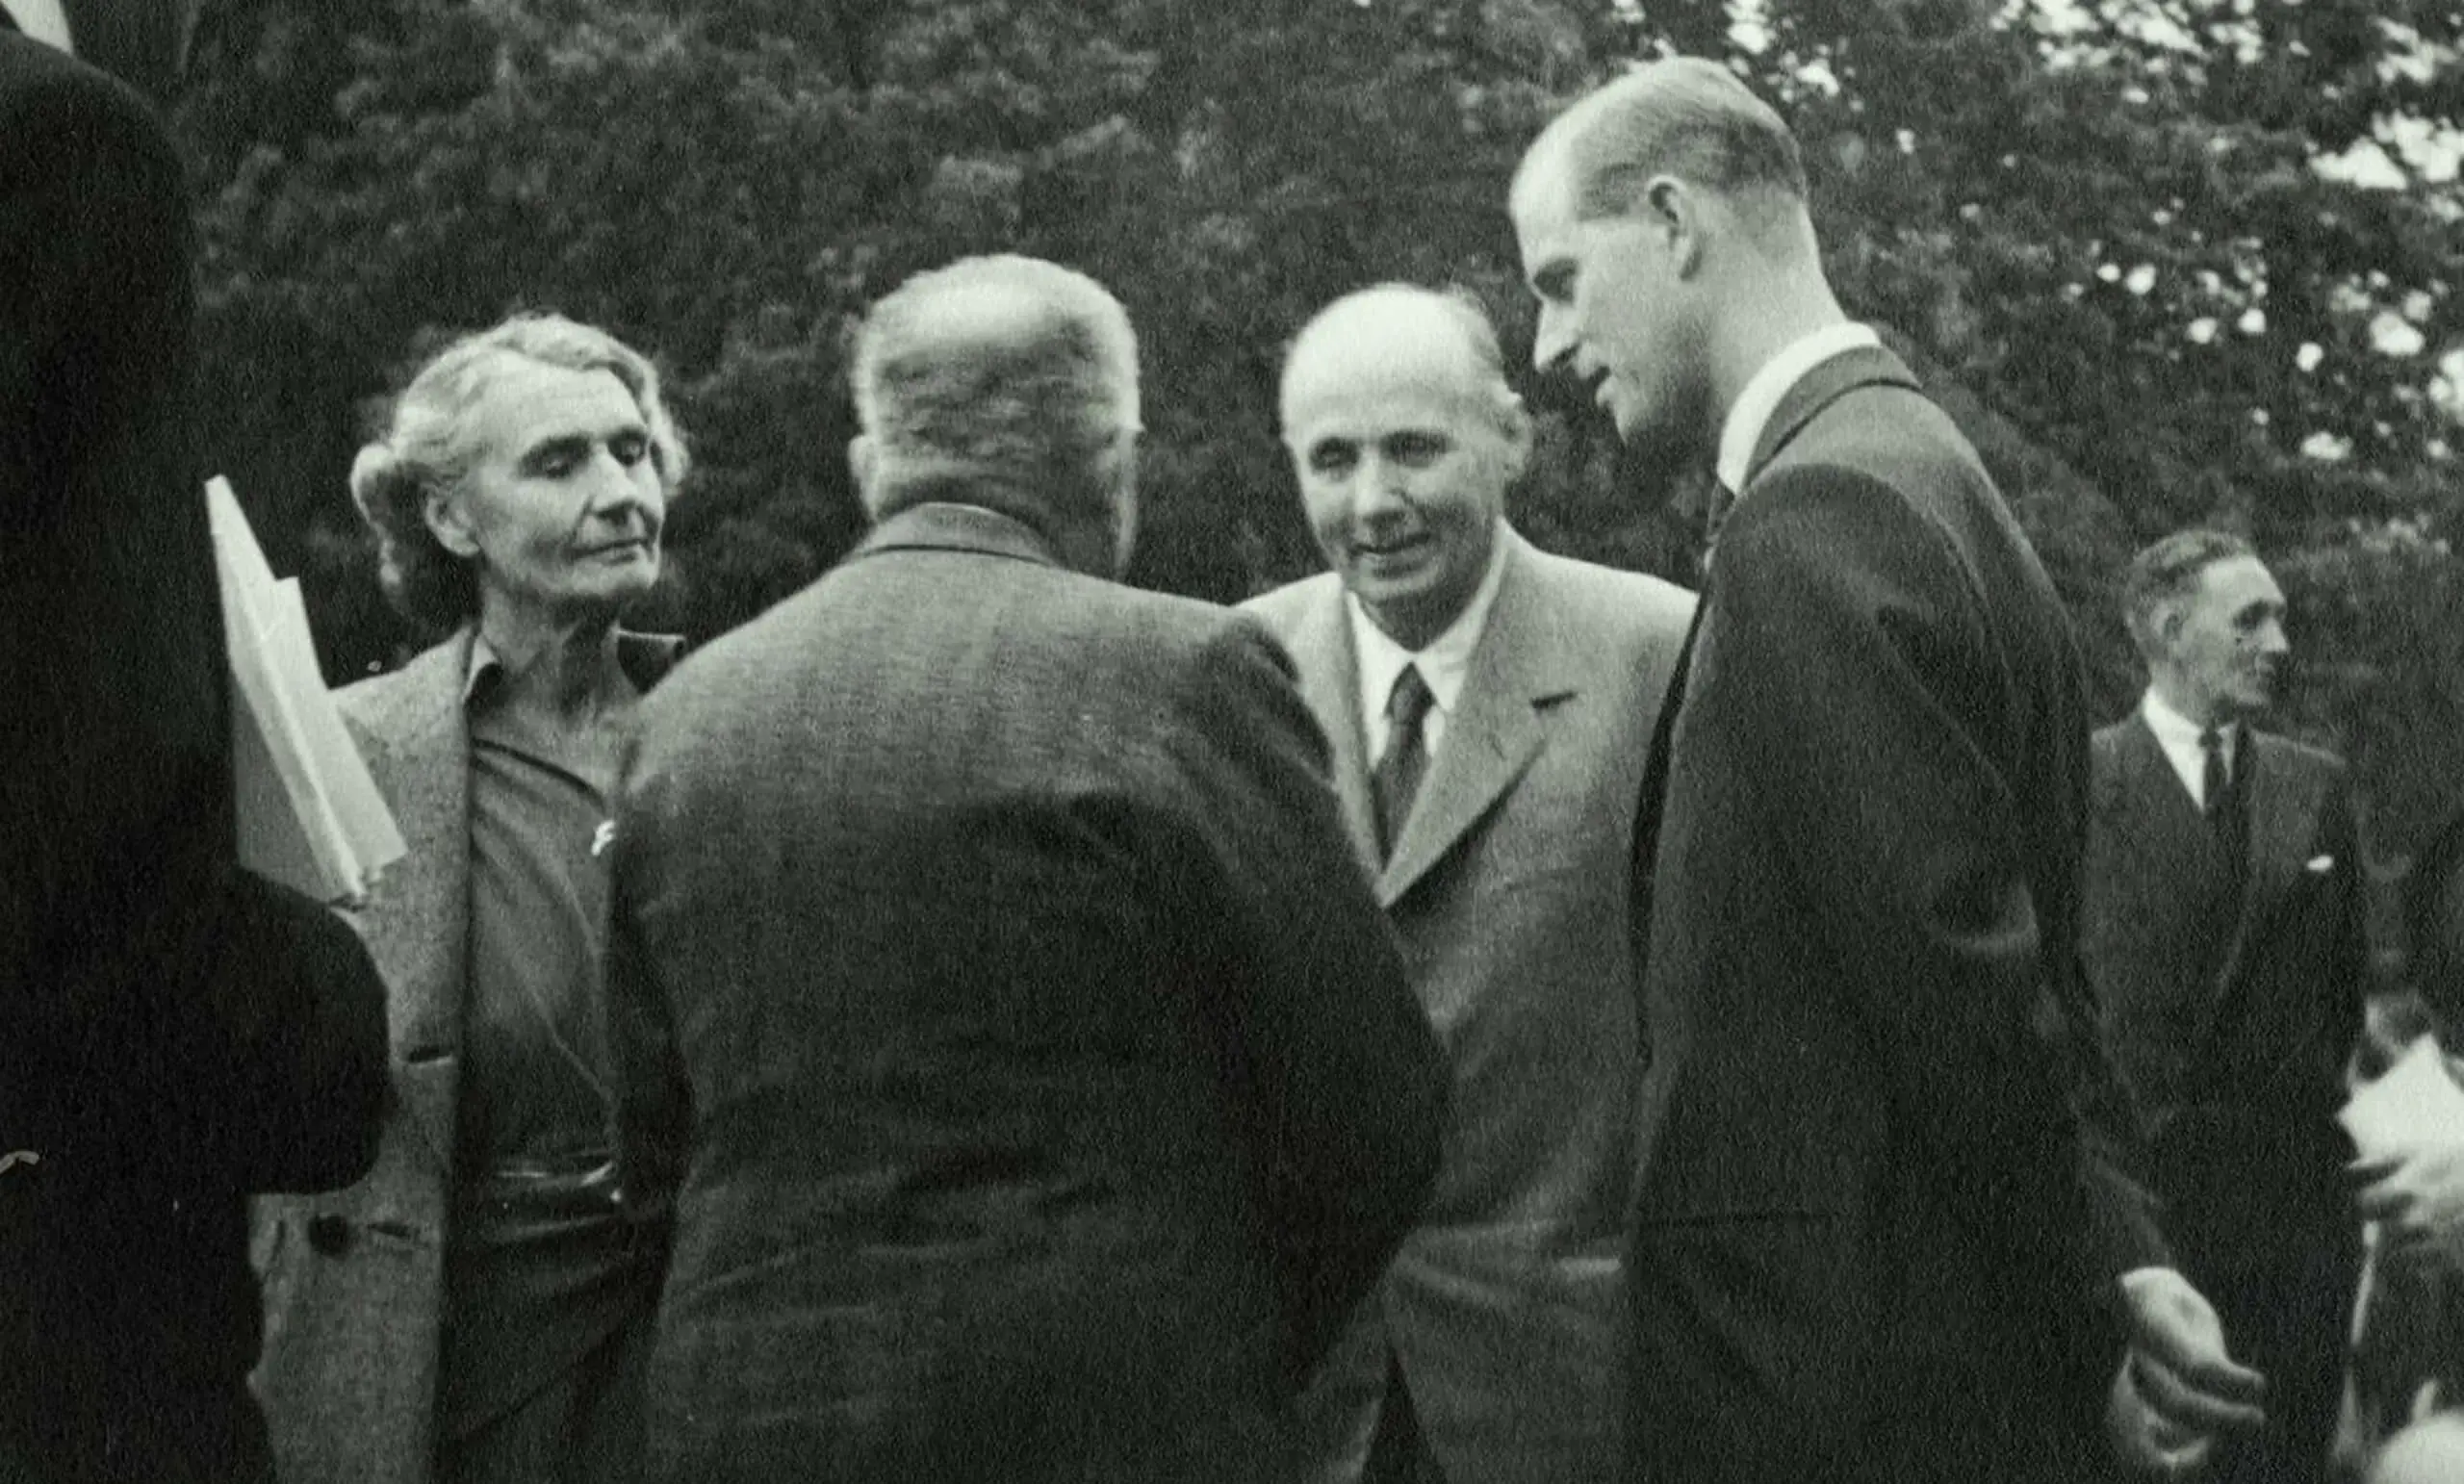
[1,4,388,1480]
[253,313,687,1484]
[2082,528,2369,1484]
[607,254,1447,1484]
[1245,283,1692,1484]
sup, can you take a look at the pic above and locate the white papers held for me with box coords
[205,476,404,905]
[2341,1035,2464,1160]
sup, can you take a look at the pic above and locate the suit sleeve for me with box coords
[188,871,391,1191]
[1712,469,2135,1331]
[1165,617,1447,1389]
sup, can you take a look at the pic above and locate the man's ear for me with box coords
[847,434,882,520]
[1645,176,1706,278]
[1106,430,1142,578]
[1497,393,1535,481]
[423,486,479,559]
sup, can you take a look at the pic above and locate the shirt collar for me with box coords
[463,627,684,709]
[2140,687,2240,804]
[1348,522,1510,727]
[1713,322,1883,496]
[2140,687,2235,749]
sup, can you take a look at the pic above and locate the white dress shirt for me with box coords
[1713,322,1884,497]
[2140,689,2239,809]
[1349,525,1510,762]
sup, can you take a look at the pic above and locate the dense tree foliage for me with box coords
[171,0,2464,858]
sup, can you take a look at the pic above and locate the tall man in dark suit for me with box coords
[607,255,1448,1484]
[1509,61,2267,1484]
[2083,529,2368,1484]
[0,6,389,1480]
[1244,285,1693,1484]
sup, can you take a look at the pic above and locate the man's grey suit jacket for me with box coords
[607,500,1447,1484]
[1245,527,1694,1484]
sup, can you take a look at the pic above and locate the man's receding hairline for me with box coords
[1281,288,1512,424]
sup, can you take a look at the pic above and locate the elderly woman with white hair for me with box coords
[253,312,689,1484]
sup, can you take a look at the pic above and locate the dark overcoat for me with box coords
[0,20,385,1481]
[1628,346,2168,1484]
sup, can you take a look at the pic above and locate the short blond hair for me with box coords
[1518,58,1808,224]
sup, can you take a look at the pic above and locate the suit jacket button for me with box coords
[305,1213,351,1256]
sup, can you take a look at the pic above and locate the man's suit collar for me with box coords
[1740,343,1921,488]
[1715,323,1884,494]
[851,500,1065,569]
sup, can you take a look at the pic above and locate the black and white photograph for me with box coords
[8,3,2464,1482]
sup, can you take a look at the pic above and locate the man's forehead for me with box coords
[2191,554,2283,609]
[1511,133,1581,235]
[1282,300,1497,426]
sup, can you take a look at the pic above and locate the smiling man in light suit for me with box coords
[1244,284,1693,1484]
[2083,528,2369,1484]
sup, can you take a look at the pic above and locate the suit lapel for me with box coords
[1744,345,1923,486]
[2214,735,2323,995]
[352,632,475,1169]
[2097,714,2214,888]
[1380,535,1568,905]
[849,499,1063,568]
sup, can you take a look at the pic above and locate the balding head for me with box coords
[1281,284,1520,439]
[1279,285,1529,649]
[851,255,1141,574]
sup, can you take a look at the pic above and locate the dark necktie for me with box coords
[1373,665,1434,860]
[2202,723,2252,896]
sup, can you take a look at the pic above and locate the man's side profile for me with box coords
[606,255,1447,1484]
[1244,284,1692,1484]
[1509,60,2265,1484]
[0,5,388,1480]
[2084,529,2368,1484]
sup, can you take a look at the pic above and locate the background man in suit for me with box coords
[606,254,1447,1484]
[2084,529,2369,1484]
[254,314,686,1484]
[1508,60,2268,1484]
[0,7,389,1480]
[1244,284,1692,1484]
